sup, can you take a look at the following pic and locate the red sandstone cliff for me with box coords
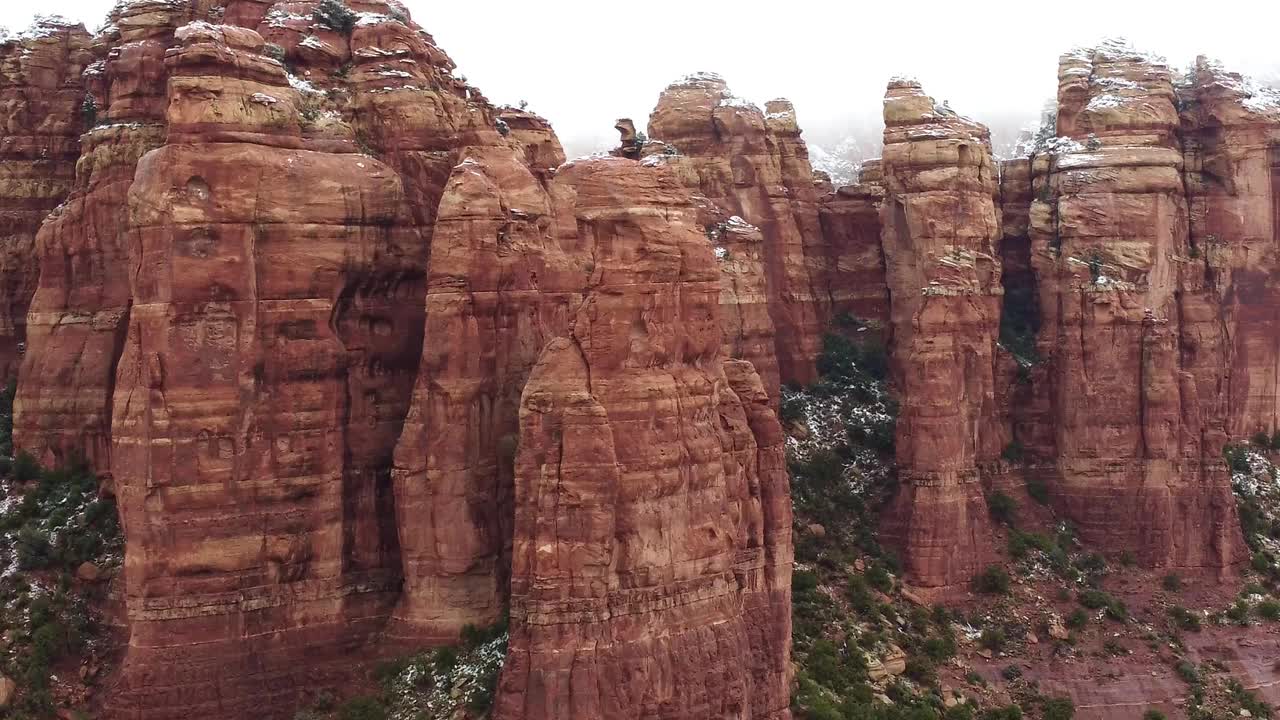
[494,156,791,720]
[877,79,1004,588]
[0,18,93,379]
[1015,40,1248,570]
[1180,57,1280,439]
[648,72,827,388]
[816,160,890,330]
[3,4,793,716]
[14,0,190,468]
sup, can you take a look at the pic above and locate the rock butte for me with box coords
[0,3,1276,716]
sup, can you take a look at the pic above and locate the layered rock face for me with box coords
[648,72,827,387]
[0,19,93,379]
[14,0,191,467]
[697,198,782,404]
[877,80,1003,587]
[495,156,791,720]
[4,4,794,717]
[107,20,426,717]
[387,143,576,642]
[1018,41,1249,569]
[1180,58,1280,438]
[816,160,890,329]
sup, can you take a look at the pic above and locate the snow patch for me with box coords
[718,96,760,112]
[264,7,308,29]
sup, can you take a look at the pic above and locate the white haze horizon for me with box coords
[3,1,1277,164]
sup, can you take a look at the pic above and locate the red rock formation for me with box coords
[495,156,791,720]
[1022,41,1246,569]
[0,18,93,379]
[649,72,826,387]
[1180,57,1280,438]
[497,106,566,179]
[877,79,1002,587]
[387,144,576,642]
[816,160,890,329]
[106,21,424,718]
[694,196,782,404]
[14,0,194,467]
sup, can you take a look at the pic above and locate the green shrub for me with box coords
[1001,665,1022,681]
[1253,551,1274,573]
[866,563,894,593]
[987,492,1017,526]
[1227,600,1251,625]
[1143,711,1167,720]
[1077,590,1126,621]
[1002,441,1025,464]
[779,395,806,424]
[816,332,888,383]
[972,565,1011,595]
[979,628,1006,652]
[1253,432,1272,448]
[1162,573,1182,592]
[1169,606,1202,632]
[1103,638,1127,656]
[793,569,819,594]
[1077,589,1109,609]
[922,632,957,664]
[15,524,53,569]
[847,575,876,615]
[13,450,40,482]
[1256,599,1280,621]
[337,697,387,720]
[1226,445,1253,474]
[980,705,1023,720]
[1026,478,1050,505]
[1042,696,1075,720]
[1065,609,1088,630]
[313,0,357,34]
[262,43,286,62]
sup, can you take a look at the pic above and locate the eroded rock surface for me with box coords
[107,20,424,717]
[877,79,1003,588]
[15,1,193,468]
[1017,41,1249,569]
[495,156,791,720]
[649,72,827,387]
[0,18,93,379]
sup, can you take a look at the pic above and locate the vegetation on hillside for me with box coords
[0,380,122,718]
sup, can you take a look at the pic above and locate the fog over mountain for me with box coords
[4,0,1277,171]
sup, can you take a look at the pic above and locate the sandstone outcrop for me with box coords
[14,0,194,468]
[2,4,796,716]
[494,156,791,720]
[106,19,425,717]
[1017,41,1249,569]
[387,143,575,642]
[1180,57,1280,438]
[816,160,890,329]
[696,196,782,404]
[0,18,93,378]
[877,79,1003,587]
[649,72,827,387]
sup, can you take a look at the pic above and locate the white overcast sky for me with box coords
[3,1,1276,156]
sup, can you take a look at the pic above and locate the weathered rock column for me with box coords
[878,79,1002,588]
[494,156,791,720]
[1025,41,1245,569]
[108,22,424,718]
[0,19,93,379]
